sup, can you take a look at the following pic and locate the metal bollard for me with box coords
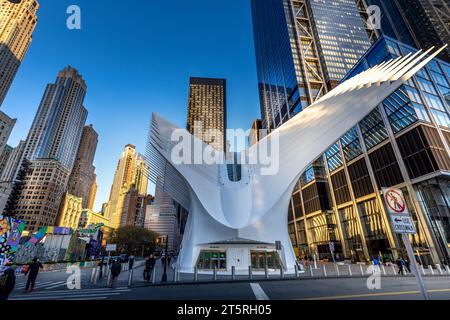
[107,271,112,287]
[381,265,386,275]
[265,264,269,279]
[359,264,364,276]
[280,267,284,279]
[90,267,97,283]
[347,264,352,277]
[93,266,100,285]
[214,266,218,281]
[335,264,340,277]
[391,265,396,275]
[151,267,157,284]
[446,265,450,275]
[194,266,198,282]
[310,265,314,277]
[295,265,299,278]
[173,268,177,283]
[437,265,443,275]
[128,268,134,287]
[231,266,236,281]
[248,266,252,280]
[421,265,426,276]
[323,264,327,277]
[428,265,434,275]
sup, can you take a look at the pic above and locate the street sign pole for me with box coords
[382,188,429,300]
[402,234,429,300]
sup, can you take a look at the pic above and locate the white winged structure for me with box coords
[146,46,447,274]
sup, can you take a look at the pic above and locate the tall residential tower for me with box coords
[0,0,39,106]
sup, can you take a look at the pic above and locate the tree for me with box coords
[109,226,158,256]
[3,159,31,217]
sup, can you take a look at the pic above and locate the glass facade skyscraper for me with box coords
[287,36,450,265]
[251,0,372,131]
[364,0,450,62]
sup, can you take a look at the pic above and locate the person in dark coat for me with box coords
[143,254,156,282]
[404,259,411,273]
[24,257,43,292]
[0,267,16,300]
[128,255,135,270]
[396,258,405,275]
[109,259,122,289]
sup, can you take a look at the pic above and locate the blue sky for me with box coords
[2,0,260,211]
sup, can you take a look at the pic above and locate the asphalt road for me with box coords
[7,263,450,300]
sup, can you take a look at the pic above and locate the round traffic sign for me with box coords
[385,189,406,213]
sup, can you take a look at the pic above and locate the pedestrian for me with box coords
[404,259,411,273]
[372,257,379,266]
[0,267,16,301]
[396,258,404,275]
[99,256,105,278]
[143,254,156,282]
[128,255,135,270]
[167,255,172,266]
[109,259,122,289]
[24,257,43,293]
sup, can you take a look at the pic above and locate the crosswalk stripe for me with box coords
[11,288,130,296]
[10,292,123,300]
[250,283,270,300]
[44,281,69,289]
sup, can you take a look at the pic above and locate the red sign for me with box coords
[384,189,406,214]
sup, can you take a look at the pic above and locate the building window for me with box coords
[368,143,404,188]
[383,87,420,133]
[348,158,374,198]
[325,142,343,172]
[341,127,363,162]
[360,108,389,150]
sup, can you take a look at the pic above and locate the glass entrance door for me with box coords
[250,251,281,269]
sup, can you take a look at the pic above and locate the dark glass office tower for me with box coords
[365,0,450,62]
[187,77,227,152]
[251,0,372,131]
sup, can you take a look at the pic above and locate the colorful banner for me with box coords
[0,215,26,265]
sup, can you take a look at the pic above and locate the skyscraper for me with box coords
[187,77,227,151]
[12,66,88,231]
[0,0,39,106]
[365,0,450,62]
[0,111,16,156]
[105,144,148,229]
[251,0,372,130]
[67,124,98,209]
[21,66,88,172]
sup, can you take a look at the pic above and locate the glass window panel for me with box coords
[416,77,437,95]
[431,109,450,127]
[431,71,449,88]
[411,102,430,122]
[423,92,446,111]
[359,108,389,150]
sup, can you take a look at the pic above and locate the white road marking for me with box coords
[10,289,130,300]
[44,281,70,289]
[250,283,270,300]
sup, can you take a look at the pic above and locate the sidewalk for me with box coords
[90,260,450,288]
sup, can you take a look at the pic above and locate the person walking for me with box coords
[109,259,122,289]
[24,257,43,293]
[143,254,156,283]
[0,267,16,301]
[404,259,411,273]
[128,255,135,270]
[396,258,404,275]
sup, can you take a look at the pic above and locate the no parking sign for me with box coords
[382,188,416,234]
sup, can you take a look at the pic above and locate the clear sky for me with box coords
[2,0,260,211]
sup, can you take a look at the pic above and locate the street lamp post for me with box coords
[161,235,169,283]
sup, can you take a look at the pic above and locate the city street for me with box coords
[8,262,450,300]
